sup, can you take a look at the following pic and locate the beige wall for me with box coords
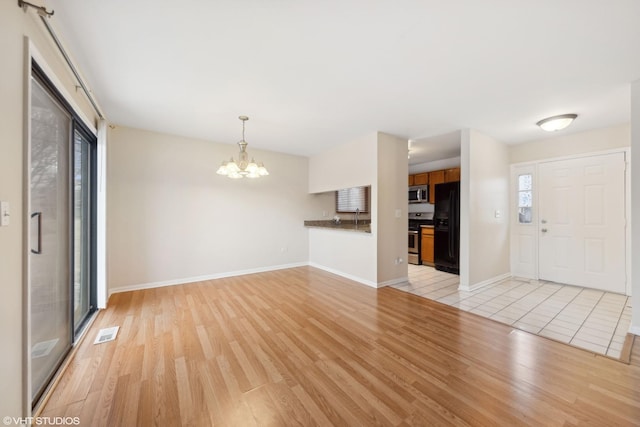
[308,133,378,193]
[307,132,407,286]
[408,156,461,174]
[460,129,511,289]
[107,126,315,292]
[0,4,99,416]
[509,124,630,164]
[631,82,640,334]
[377,133,409,285]
[308,133,378,284]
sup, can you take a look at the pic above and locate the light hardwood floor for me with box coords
[41,266,640,426]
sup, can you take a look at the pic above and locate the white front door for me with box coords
[538,152,626,293]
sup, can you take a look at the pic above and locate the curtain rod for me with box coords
[38,16,106,120]
[18,0,105,120]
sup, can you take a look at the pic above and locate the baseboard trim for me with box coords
[377,277,409,288]
[307,262,378,288]
[459,272,511,292]
[109,262,407,297]
[629,326,640,336]
[108,262,309,297]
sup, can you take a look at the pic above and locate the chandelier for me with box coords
[216,116,269,179]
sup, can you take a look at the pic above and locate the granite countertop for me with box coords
[304,220,371,233]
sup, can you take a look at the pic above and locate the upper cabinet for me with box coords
[444,167,460,182]
[409,167,460,204]
[408,173,428,186]
[413,173,428,186]
[428,170,444,204]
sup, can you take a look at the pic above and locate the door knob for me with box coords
[541,228,548,233]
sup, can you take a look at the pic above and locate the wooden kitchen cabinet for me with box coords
[411,168,459,202]
[413,172,428,186]
[428,170,445,204]
[444,167,461,182]
[421,227,434,265]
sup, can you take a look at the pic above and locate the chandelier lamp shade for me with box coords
[216,116,269,179]
[536,113,578,132]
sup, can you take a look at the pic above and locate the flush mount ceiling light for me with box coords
[536,114,578,132]
[216,116,269,179]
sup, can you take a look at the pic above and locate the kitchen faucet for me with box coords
[355,208,360,227]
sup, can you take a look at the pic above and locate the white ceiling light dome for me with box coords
[536,114,578,132]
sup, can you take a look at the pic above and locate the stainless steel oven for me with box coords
[408,230,420,265]
[408,212,434,266]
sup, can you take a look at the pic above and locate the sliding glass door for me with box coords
[30,64,96,406]
[30,73,73,404]
[73,129,94,331]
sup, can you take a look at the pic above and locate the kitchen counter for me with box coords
[304,220,371,233]
[420,224,434,228]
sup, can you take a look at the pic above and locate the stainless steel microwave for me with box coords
[409,186,428,203]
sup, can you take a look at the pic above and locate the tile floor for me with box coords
[393,264,632,359]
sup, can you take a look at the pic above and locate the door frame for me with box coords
[23,39,98,413]
[510,147,631,296]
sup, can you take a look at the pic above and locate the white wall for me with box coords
[460,129,511,290]
[509,124,630,164]
[377,133,409,285]
[307,192,337,219]
[107,126,314,292]
[0,8,27,416]
[307,132,408,287]
[0,4,100,416]
[308,229,377,285]
[631,81,640,334]
[408,156,461,174]
[309,133,378,193]
[308,133,378,284]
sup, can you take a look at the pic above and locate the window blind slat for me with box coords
[336,186,369,213]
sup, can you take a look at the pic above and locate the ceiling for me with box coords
[46,0,640,157]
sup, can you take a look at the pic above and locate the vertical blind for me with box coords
[335,186,369,213]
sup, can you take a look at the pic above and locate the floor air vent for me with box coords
[94,326,120,344]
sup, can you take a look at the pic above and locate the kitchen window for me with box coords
[517,174,533,224]
[336,186,370,213]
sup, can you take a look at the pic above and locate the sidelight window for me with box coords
[517,174,533,224]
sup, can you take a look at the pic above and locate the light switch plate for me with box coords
[395,209,402,218]
[0,201,9,226]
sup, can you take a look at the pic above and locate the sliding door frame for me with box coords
[24,38,98,413]
[71,123,98,335]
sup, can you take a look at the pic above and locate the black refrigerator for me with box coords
[434,181,460,275]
